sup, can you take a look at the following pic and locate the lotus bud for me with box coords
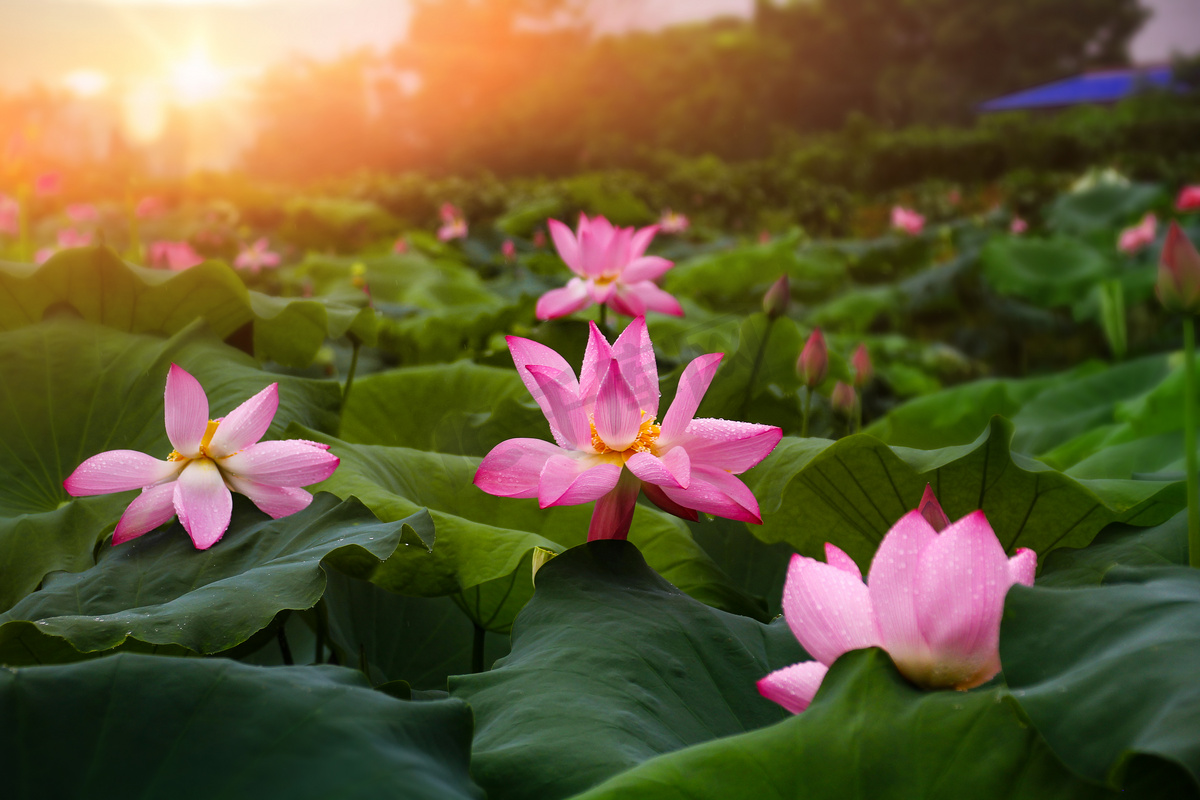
[1176,186,1200,212]
[831,381,856,416]
[851,344,873,387]
[917,484,950,532]
[1157,222,1200,315]
[796,328,828,388]
[763,275,789,320]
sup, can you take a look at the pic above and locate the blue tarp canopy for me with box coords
[978,66,1176,112]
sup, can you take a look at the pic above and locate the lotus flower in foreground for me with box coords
[891,206,925,236]
[758,487,1036,713]
[474,318,781,540]
[64,365,340,550]
[537,214,683,320]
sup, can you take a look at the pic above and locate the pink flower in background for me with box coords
[35,228,94,264]
[1118,213,1157,254]
[891,206,925,236]
[0,194,18,236]
[796,328,828,388]
[758,231,771,244]
[538,214,683,319]
[34,172,61,196]
[1010,217,1028,235]
[66,203,99,223]
[502,239,517,262]
[1176,186,1200,212]
[758,487,1036,714]
[831,381,856,416]
[659,208,690,234]
[851,343,873,387]
[947,189,961,205]
[234,238,281,274]
[136,196,164,218]
[474,318,781,540]
[149,240,204,271]
[392,236,409,254]
[437,203,468,241]
[532,229,547,248]
[64,365,339,550]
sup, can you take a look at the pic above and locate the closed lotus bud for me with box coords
[763,275,790,320]
[831,381,856,416]
[797,328,828,388]
[1157,221,1200,314]
[917,484,950,532]
[852,344,873,387]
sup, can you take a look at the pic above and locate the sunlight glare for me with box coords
[170,50,226,105]
[62,69,111,98]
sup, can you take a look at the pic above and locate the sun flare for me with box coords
[170,50,226,105]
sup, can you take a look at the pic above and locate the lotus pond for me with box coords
[1,177,1199,799]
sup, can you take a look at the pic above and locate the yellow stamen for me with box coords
[166,419,221,461]
[591,412,660,457]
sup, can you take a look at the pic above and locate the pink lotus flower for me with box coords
[0,194,18,236]
[659,209,690,234]
[437,203,468,242]
[64,365,339,550]
[532,229,547,249]
[891,206,925,236]
[763,275,789,320]
[1157,221,1200,314]
[1010,217,1028,235]
[758,488,1036,713]
[135,196,164,219]
[474,318,781,540]
[502,239,517,262]
[35,172,61,196]
[537,214,683,320]
[1176,186,1200,212]
[796,328,827,388]
[35,228,94,264]
[831,381,856,416]
[149,240,204,271]
[66,203,98,223]
[758,231,771,244]
[393,236,409,255]
[1118,213,1157,254]
[234,237,281,274]
[851,343,873,387]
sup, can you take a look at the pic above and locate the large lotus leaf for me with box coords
[339,361,546,455]
[322,569,511,689]
[688,515,794,618]
[0,494,430,665]
[0,246,376,366]
[1035,509,1188,588]
[1002,567,1200,795]
[980,236,1114,309]
[1047,182,1165,236]
[304,431,765,629]
[572,648,1115,800]
[745,417,1182,571]
[448,541,802,800]
[0,654,483,800]
[0,319,341,612]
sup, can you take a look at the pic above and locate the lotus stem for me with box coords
[599,301,608,332]
[1186,317,1199,568]
[276,610,294,666]
[472,622,486,674]
[742,316,776,417]
[314,598,328,664]
[342,336,362,407]
[801,387,812,438]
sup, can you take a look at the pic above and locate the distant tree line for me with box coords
[244,0,1149,180]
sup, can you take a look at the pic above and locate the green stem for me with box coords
[471,622,486,674]
[741,317,776,417]
[1185,317,1199,568]
[314,598,328,664]
[342,337,362,407]
[276,611,294,666]
[854,395,862,435]
[801,387,812,438]
[599,302,608,332]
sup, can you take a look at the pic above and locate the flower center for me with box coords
[590,412,660,457]
[168,419,221,461]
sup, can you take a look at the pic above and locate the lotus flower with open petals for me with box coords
[537,214,683,320]
[437,203,468,242]
[474,318,781,540]
[234,237,281,274]
[1118,213,1157,254]
[758,487,1036,713]
[64,365,340,550]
